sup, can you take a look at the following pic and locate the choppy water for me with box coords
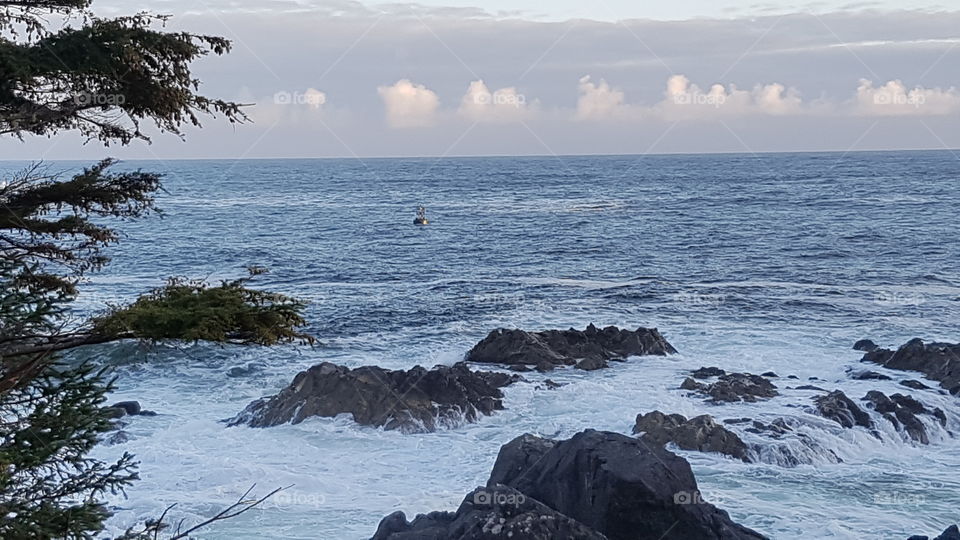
[5,151,960,539]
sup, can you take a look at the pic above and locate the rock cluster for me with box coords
[465,324,676,372]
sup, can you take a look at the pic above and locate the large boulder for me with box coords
[633,411,751,462]
[681,372,779,403]
[465,324,676,371]
[371,430,766,540]
[228,362,518,433]
[487,430,766,540]
[371,485,607,540]
[813,390,873,430]
[861,338,960,394]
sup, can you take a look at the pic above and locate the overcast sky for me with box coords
[3,0,959,159]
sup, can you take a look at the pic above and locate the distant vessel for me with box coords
[414,205,429,225]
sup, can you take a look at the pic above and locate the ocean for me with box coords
[7,150,958,539]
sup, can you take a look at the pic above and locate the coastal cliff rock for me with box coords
[228,362,518,432]
[633,410,750,461]
[860,338,960,394]
[465,324,676,371]
[371,430,766,540]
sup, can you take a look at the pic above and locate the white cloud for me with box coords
[854,79,960,116]
[458,80,532,122]
[576,76,631,120]
[377,79,440,128]
[656,75,803,119]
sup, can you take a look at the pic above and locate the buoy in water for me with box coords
[414,205,429,225]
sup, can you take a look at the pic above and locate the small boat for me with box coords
[414,205,429,225]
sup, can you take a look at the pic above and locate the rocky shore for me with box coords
[220,329,958,538]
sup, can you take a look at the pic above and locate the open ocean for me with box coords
[5,150,958,539]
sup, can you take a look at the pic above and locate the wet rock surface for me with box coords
[861,338,960,394]
[633,410,750,461]
[229,362,519,432]
[861,391,947,444]
[371,430,767,540]
[682,371,779,403]
[814,390,874,430]
[465,324,676,371]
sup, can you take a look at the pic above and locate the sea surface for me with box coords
[4,151,959,539]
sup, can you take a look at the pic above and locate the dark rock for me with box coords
[795,385,827,391]
[907,525,960,540]
[487,434,557,487]
[901,379,931,390]
[691,366,726,379]
[103,431,130,445]
[745,418,793,438]
[787,375,799,380]
[862,338,960,394]
[229,362,519,432]
[465,324,677,369]
[489,430,766,540]
[853,339,879,352]
[535,379,564,390]
[103,407,126,419]
[370,486,607,540]
[111,401,142,415]
[723,417,752,425]
[139,410,157,416]
[814,390,873,429]
[761,371,778,378]
[633,410,750,461]
[682,372,779,403]
[862,391,947,444]
[508,365,533,372]
[849,370,892,381]
[575,357,609,371]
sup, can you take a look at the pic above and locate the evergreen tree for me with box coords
[0,2,298,537]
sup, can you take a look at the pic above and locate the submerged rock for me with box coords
[371,430,766,540]
[849,370,892,381]
[814,390,874,430]
[229,362,519,432]
[633,410,750,461]
[853,339,879,352]
[691,366,726,379]
[901,379,931,391]
[682,372,779,403]
[861,338,960,394]
[465,324,676,371]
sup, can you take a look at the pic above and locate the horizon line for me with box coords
[2,146,958,162]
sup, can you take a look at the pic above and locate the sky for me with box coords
[3,0,959,159]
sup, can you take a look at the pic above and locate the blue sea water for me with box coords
[4,150,959,539]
